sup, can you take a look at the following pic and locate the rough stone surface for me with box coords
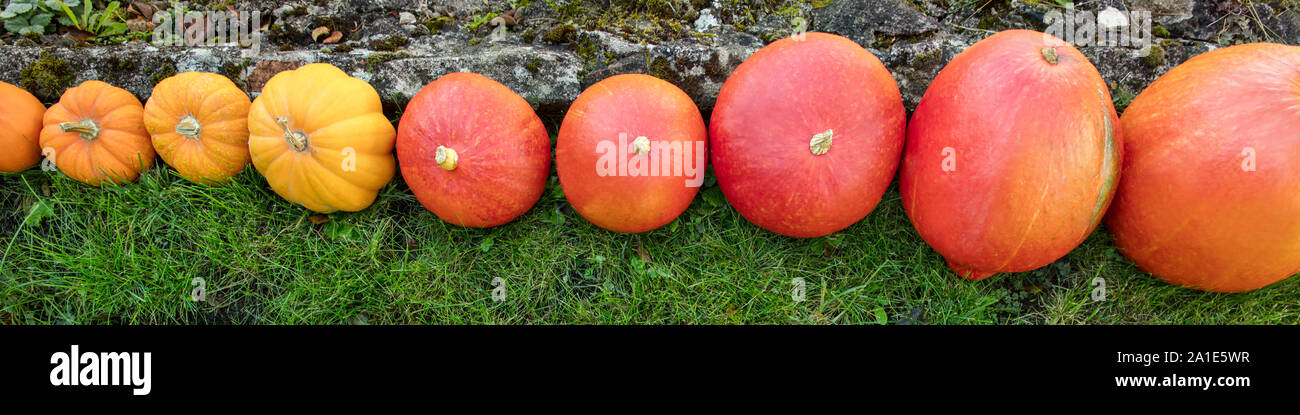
[1,0,1297,118]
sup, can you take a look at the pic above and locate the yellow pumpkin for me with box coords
[39,80,154,186]
[144,72,252,185]
[0,81,45,173]
[247,63,396,213]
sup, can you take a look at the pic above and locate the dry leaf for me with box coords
[130,1,153,20]
[635,239,652,263]
[322,31,343,44]
[64,29,94,41]
[311,26,331,42]
[308,214,331,225]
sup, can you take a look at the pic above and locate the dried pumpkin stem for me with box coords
[59,119,101,141]
[275,116,309,152]
[435,145,458,171]
[809,129,833,155]
[1041,47,1059,65]
[175,115,202,139]
[631,136,651,156]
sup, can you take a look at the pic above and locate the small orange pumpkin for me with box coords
[247,63,396,213]
[0,81,45,173]
[39,80,154,186]
[144,72,252,185]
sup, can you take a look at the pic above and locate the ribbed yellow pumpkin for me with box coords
[247,63,396,213]
[144,72,251,185]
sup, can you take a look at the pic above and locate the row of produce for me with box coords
[1,30,1297,294]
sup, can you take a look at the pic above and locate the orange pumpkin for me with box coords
[39,80,154,186]
[557,74,708,233]
[247,63,396,213]
[0,81,45,173]
[144,72,252,185]
[1107,43,1300,292]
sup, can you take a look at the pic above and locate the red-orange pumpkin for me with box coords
[396,73,551,228]
[900,30,1122,280]
[710,32,906,238]
[0,81,45,173]
[39,80,155,186]
[1107,43,1300,292]
[557,74,707,233]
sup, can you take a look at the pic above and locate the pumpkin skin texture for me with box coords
[1106,43,1300,293]
[900,30,1122,280]
[557,74,707,233]
[0,81,45,173]
[39,80,155,186]
[710,32,906,238]
[144,72,252,185]
[396,73,551,228]
[247,63,396,213]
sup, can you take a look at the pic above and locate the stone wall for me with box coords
[1,0,1295,119]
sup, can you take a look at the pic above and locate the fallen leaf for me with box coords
[308,214,331,225]
[64,29,94,41]
[636,239,652,263]
[311,26,330,42]
[322,30,343,44]
[130,1,153,20]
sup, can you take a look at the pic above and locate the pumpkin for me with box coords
[39,80,155,186]
[247,63,396,213]
[1106,43,1300,292]
[396,73,551,228]
[556,74,707,233]
[900,30,1122,280]
[0,81,45,173]
[710,32,906,238]
[143,72,252,185]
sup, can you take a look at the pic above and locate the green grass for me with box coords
[1,157,1297,325]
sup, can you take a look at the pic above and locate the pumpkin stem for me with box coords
[809,129,833,155]
[59,120,101,141]
[275,117,309,152]
[630,136,651,156]
[435,146,458,171]
[1041,47,1059,65]
[175,115,202,139]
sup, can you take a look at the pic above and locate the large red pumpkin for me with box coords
[396,72,551,228]
[710,32,906,238]
[556,74,707,233]
[900,30,1122,280]
[1107,43,1300,293]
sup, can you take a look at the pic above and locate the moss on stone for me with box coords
[1153,25,1170,38]
[106,56,137,73]
[543,24,577,44]
[21,51,76,102]
[574,36,599,62]
[649,56,682,84]
[703,53,728,82]
[1141,45,1165,68]
[149,61,178,86]
[333,43,354,53]
[370,36,410,52]
[267,24,302,44]
[426,16,453,33]
[910,48,943,69]
[221,61,248,90]
[366,52,410,72]
[525,57,542,73]
[287,6,308,17]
